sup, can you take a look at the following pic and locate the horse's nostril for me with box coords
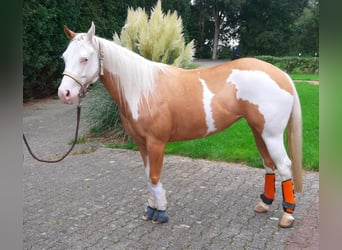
[66,90,70,97]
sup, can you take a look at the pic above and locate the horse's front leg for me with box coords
[140,139,169,224]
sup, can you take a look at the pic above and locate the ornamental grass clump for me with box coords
[83,84,129,143]
[113,0,195,68]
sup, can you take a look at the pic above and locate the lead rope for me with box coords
[23,103,82,163]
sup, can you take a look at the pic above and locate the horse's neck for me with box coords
[96,37,168,120]
[99,68,131,118]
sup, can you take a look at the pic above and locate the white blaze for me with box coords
[199,78,216,135]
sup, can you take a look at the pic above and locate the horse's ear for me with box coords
[86,22,95,41]
[64,25,76,40]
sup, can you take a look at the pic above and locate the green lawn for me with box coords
[290,73,319,81]
[107,80,319,171]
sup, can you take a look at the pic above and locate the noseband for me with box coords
[63,42,104,98]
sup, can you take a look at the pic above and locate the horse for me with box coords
[58,22,302,228]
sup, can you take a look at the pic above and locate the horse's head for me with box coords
[58,22,101,104]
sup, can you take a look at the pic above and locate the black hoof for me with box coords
[152,210,169,224]
[142,206,157,221]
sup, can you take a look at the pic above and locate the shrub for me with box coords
[255,55,319,74]
[23,0,127,100]
[23,0,66,100]
[83,84,129,142]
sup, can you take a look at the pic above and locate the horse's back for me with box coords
[224,58,294,94]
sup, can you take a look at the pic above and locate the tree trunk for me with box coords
[198,13,206,57]
[212,8,220,60]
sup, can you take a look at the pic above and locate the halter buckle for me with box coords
[78,87,87,99]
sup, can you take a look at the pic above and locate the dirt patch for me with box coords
[294,80,319,85]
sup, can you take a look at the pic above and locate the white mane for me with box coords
[93,36,169,120]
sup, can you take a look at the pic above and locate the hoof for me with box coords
[151,210,169,224]
[279,212,295,228]
[142,206,157,221]
[254,201,269,213]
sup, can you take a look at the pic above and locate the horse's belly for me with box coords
[168,109,240,142]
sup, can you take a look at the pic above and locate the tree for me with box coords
[189,1,213,58]
[189,0,244,59]
[210,0,244,59]
[291,0,319,56]
[238,0,308,56]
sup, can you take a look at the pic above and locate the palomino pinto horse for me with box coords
[58,23,302,228]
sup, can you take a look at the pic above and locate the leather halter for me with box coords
[63,41,104,98]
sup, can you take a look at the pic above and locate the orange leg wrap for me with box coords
[281,179,296,214]
[260,173,275,204]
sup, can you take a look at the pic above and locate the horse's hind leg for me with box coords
[250,128,277,214]
[262,134,296,228]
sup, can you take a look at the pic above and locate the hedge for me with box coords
[255,55,319,74]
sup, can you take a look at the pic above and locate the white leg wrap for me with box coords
[147,195,157,209]
[148,182,167,211]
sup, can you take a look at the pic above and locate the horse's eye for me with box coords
[80,57,88,63]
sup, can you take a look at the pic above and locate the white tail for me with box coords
[287,85,303,192]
